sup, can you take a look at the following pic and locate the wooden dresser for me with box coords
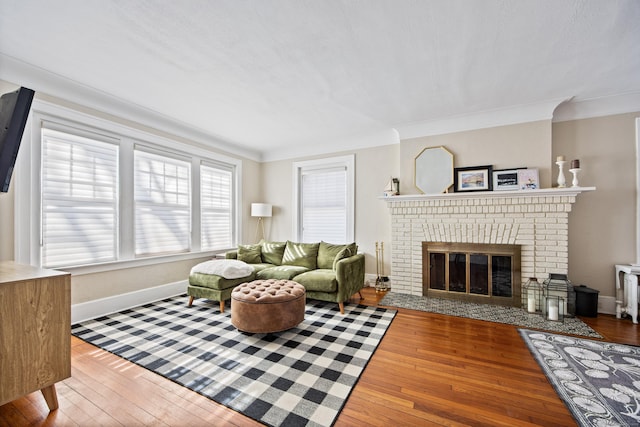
[0,261,71,411]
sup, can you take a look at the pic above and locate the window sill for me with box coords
[53,250,233,276]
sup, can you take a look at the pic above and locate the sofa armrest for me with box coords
[226,250,238,259]
[334,253,365,302]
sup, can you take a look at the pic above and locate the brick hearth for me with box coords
[382,188,593,296]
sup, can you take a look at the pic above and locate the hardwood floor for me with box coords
[1,287,638,426]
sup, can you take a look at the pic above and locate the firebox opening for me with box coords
[422,242,521,307]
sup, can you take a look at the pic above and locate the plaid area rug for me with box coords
[71,296,396,427]
[520,329,640,426]
[379,291,601,338]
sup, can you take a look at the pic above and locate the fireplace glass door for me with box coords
[470,254,489,295]
[423,242,521,306]
[429,252,446,290]
[492,256,513,297]
[449,253,466,292]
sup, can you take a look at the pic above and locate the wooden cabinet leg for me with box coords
[41,384,59,411]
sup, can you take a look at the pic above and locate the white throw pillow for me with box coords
[190,259,253,279]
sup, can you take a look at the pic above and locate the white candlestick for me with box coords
[570,168,581,187]
[527,294,536,313]
[556,161,567,188]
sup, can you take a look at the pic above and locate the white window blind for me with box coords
[41,128,119,268]
[201,163,233,250]
[134,148,191,256]
[300,166,348,243]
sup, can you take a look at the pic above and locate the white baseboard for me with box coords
[364,273,377,287]
[71,280,187,324]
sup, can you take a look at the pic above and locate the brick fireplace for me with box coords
[382,188,593,298]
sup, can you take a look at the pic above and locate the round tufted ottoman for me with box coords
[231,279,306,333]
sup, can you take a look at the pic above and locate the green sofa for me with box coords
[226,240,365,314]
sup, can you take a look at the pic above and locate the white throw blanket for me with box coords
[190,259,253,279]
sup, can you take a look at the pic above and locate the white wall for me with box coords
[553,113,639,298]
[261,144,399,278]
[399,120,553,192]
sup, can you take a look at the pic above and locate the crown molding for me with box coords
[261,127,400,162]
[0,54,262,161]
[395,97,572,140]
[552,92,640,123]
[395,92,640,141]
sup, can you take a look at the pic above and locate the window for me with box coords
[293,155,354,243]
[134,148,191,256]
[41,127,119,268]
[17,101,242,271]
[201,162,233,250]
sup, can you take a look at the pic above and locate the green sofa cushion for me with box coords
[248,263,276,273]
[317,241,357,269]
[256,265,310,280]
[317,241,343,269]
[282,241,319,269]
[189,271,255,290]
[237,244,262,263]
[333,243,357,269]
[260,240,286,265]
[293,269,338,293]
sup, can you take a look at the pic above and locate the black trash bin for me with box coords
[574,285,599,317]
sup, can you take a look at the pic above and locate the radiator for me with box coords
[615,265,640,324]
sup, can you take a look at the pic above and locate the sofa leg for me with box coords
[338,302,345,314]
[358,291,364,300]
[220,300,225,313]
[188,295,194,307]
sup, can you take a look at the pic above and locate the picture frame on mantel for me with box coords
[493,168,525,191]
[518,168,539,190]
[454,165,493,192]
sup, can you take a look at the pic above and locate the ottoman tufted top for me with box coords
[232,279,305,304]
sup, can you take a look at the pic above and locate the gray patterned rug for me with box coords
[520,329,640,426]
[379,292,601,338]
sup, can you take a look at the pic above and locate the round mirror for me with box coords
[414,146,454,194]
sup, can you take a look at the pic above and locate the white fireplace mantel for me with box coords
[380,186,595,202]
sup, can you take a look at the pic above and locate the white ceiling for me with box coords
[1,0,639,161]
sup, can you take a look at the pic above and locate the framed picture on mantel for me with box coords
[518,168,539,190]
[454,165,493,192]
[493,169,520,191]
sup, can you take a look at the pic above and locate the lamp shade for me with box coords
[251,203,272,218]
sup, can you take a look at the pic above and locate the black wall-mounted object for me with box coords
[0,87,35,193]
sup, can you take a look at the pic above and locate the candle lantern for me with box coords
[543,273,575,317]
[522,277,543,314]
[544,295,565,322]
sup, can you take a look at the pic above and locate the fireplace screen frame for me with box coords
[422,242,521,306]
